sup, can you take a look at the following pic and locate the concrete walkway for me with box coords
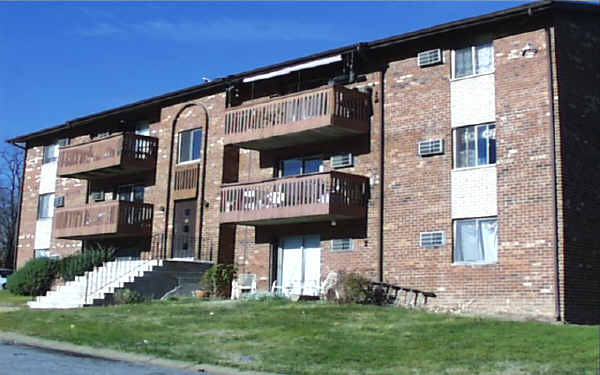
[0,331,282,375]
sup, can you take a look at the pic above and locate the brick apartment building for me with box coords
[7,1,600,322]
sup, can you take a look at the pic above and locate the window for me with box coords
[43,144,58,164]
[453,42,494,78]
[38,193,54,219]
[280,157,322,177]
[178,128,203,163]
[454,218,498,263]
[454,123,496,168]
[117,184,144,202]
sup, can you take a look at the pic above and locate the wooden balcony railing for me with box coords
[173,162,200,200]
[220,171,368,225]
[58,133,158,179]
[54,200,153,239]
[224,86,371,150]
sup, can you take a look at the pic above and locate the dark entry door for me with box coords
[172,200,197,259]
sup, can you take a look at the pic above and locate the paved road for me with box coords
[0,341,214,375]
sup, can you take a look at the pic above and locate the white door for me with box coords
[302,235,321,296]
[278,235,321,296]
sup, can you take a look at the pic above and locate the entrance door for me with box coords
[278,235,321,296]
[172,200,197,259]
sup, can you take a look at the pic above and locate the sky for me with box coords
[0,1,538,146]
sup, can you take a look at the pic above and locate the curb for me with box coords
[0,331,283,375]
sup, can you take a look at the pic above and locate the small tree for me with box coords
[0,147,23,269]
[202,264,237,298]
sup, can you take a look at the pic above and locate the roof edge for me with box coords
[9,0,598,144]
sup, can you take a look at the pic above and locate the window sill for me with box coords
[450,71,495,82]
[452,261,498,267]
[177,159,202,167]
[452,163,496,172]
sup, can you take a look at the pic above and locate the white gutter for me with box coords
[242,55,343,83]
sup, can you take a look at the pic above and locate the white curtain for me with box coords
[476,43,494,74]
[456,220,480,262]
[479,219,498,262]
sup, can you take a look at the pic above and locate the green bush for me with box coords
[336,271,371,304]
[203,264,237,298]
[7,258,58,296]
[58,245,116,282]
[113,289,145,304]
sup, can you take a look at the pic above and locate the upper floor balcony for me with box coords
[224,86,371,150]
[54,200,153,240]
[57,133,158,179]
[219,171,369,226]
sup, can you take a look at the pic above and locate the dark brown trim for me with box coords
[378,67,387,283]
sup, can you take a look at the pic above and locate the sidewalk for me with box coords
[0,331,282,375]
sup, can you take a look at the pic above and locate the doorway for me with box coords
[172,200,197,259]
[277,235,321,296]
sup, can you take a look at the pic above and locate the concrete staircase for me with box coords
[27,259,212,309]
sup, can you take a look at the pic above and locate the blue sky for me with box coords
[0,1,535,145]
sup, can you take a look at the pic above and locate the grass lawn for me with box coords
[0,290,32,308]
[0,296,596,374]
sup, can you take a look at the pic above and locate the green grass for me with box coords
[0,298,596,374]
[0,290,32,308]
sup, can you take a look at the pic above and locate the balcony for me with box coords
[220,171,368,225]
[57,133,158,179]
[224,86,371,150]
[54,200,153,240]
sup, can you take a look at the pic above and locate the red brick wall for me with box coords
[383,28,558,319]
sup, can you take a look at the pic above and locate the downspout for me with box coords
[197,104,210,262]
[378,66,387,282]
[546,25,562,322]
[9,141,26,270]
[164,102,210,261]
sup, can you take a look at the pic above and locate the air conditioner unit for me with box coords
[418,139,444,157]
[420,231,445,248]
[91,191,105,202]
[330,153,353,169]
[332,238,353,252]
[417,49,442,67]
[54,196,65,208]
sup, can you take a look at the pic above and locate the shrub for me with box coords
[113,289,145,304]
[7,258,58,296]
[335,271,371,304]
[203,264,237,298]
[58,245,116,282]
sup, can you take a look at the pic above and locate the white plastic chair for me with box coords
[231,274,257,300]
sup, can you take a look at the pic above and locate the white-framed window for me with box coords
[454,123,496,169]
[452,42,494,79]
[280,156,323,177]
[42,143,58,164]
[454,217,498,263]
[37,193,55,219]
[178,128,203,164]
